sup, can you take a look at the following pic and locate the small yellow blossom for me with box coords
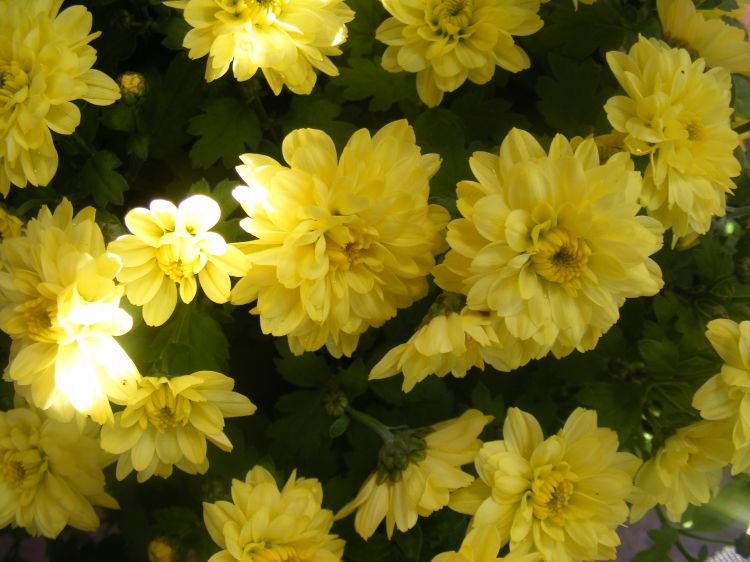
[100,371,256,482]
[605,36,740,241]
[658,0,750,76]
[336,409,492,540]
[693,319,750,474]
[108,195,249,327]
[0,407,118,538]
[165,0,353,94]
[376,0,543,106]
[203,465,344,562]
[433,128,663,368]
[450,407,640,562]
[0,199,139,424]
[630,420,733,523]
[231,121,450,357]
[0,0,120,195]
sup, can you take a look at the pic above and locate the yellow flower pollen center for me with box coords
[156,245,197,283]
[427,0,473,36]
[327,221,374,271]
[145,386,191,432]
[531,469,574,524]
[246,543,308,562]
[686,120,706,143]
[531,228,590,288]
[216,0,281,24]
[0,61,28,108]
[22,297,60,343]
[1,449,46,499]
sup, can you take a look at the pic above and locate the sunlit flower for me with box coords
[108,195,249,327]
[376,0,543,106]
[203,465,344,562]
[693,319,750,474]
[100,371,256,482]
[629,420,733,523]
[0,0,120,195]
[231,121,450,357]
[0,407,118,538]
[433,128,663,368]
[336,409,492,540]
[450,407,640,561]
[658,0,750,76]
[165,0,353,94]
[605,36,740,240]
[0,199,139,424]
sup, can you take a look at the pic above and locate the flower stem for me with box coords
[733,121,750,135]
[727,206,750,219]
[677,529,734,546]
[345,406,394,443]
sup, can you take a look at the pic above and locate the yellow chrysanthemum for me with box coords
[376,0,543,107]
[336,409,492,540]
[100,371,256,482]
[692,319,750,474]
[629,420,733,523]
[231,120,450,358]
[433,128,663,368]
[108,195,250,327]
[0,199,139,424]
[0,407,118,538]
[165,0,353,94]
[658,0,750,76]
[369,293,499,392]
[0,207,21,239]
[432,526,543,562]
[450,407,640,562]
[0,0,120,195]
[604,36,740,240]
[203,465,345,562]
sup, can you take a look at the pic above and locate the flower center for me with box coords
[531,228,590,289]
[427,0,473,36]
[327,221,374,271]
[0,61,28,109]
[145,386,191,432]
[531,469,574,524]
[22,297,61,343]
[1,449,46,501]
[686,120,705,143]
[156,243,201,283]
[215,0,281,25]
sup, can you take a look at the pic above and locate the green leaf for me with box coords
[338,358,369,399]
[273,341,331,388]
[188,96,262,169]
[470,381,505,421]
[101,103,135,132]
[576,382,642,443]
[334,58,416,111]
[639,339,680,378]
[267,390,331,460]
[279,93,356,150]
[81,150,128,207]
[394,525,422,562]
[633,525,678,561]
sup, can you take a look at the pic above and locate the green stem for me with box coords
[677,529,734,546]
[727,206,750,219]
[71,132,96,157]
[345,406,394,443]
[674,538,700,562]
[734,121,750,135]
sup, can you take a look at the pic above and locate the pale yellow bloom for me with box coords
[0,407,118,538]
[377,0,543,106]
[433,128,663,368]
[100,371,256,482]
[108,195,249,327]
[450,407,640,562]
[166,0,353,94]
[605,36,740,241]
[658,0,750,76]
[336,409,492,540]
[203,465,344,562]
[0,199,139,424]
[231,121,450,357]
[0,207,22,239]
[0,0,120,195]
[693,319,750,474]
[630,420,733,523]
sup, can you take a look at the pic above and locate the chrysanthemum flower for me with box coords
[0,0,120,195]
[0,207,22,239]
[203,465,345,562]
[432,526,543,562]
[658,0,750,76]
[231,121,450,357]
[0,407,118,538]
[108,195,249,327]
[692,319,750,474]
[165,0,353,94]
[433,128,663,368]
[376,0,543,107]
[604,36,740,240]
[100,371,256,482]
[450,407,640,562]
[336,409,492,540]
[0,199,139,424]
[369,293,499,392]
[629,420,733,523]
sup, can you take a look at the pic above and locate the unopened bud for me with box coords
[118,72,147,104]
[148,538,174,562]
